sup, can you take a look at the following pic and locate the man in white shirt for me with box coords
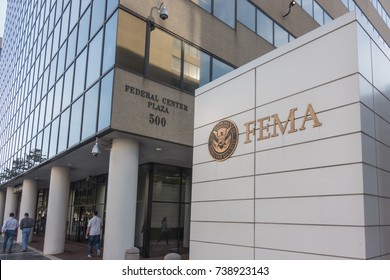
[85,210,103,257]
[2,213,19,254]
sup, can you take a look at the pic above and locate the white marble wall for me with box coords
[191,13,390,260]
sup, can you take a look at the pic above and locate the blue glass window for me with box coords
[77,7,91,55]
[86,29,103,88]
[257,10,273,44]
[73,49,87,101]
[82,82,99,139]
[103,11,117,73]
[58,108,70,152]
[68,96,83,147]
[237,0,256,31]
[91,0,105,36]
[62,65,74,110]
[214,0,235,28]
[212,58,234,80]
[98,70,113,131]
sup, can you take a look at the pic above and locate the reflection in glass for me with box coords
[62,64,74,110]
[137,164,192,258]
[313,2,323,25]
[116,11,145,75]
[58,108,70,153]
[274,24,289,47]
[67,26,77,67]
[199,52,211,87]
[53,77,63,118]
[82,82,98,140]
[107,0,118,17]
[57,44,66,79]
[39,96,47,131]
[45,89,53,126]
[42,125,50,159]
[60,5,70,45]
[192,0,212,12]
[212,58,234,80]
[70,0,80,31]
[91,0,105,37]
[237,0,256,31]
[49,117,59,158]
[257,10,273,44]
[53,21,61,56]
[98,70,113,131]
[103,12,117,73]
[36,132,43,160]
[302,0,313,16]
[73,49,87,101]
[213,0,235,28]
[77,7,91,55]
[183,42,201,92]
[86,29,103,88]
[49,55,58,89]
[68,97,83,147]
[81,0,90,16]
[150,28,181,88]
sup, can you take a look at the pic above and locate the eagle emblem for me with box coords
[208,120,239,161]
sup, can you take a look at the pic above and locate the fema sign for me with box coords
[208,104,322,161]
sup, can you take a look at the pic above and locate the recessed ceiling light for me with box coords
[155,147,163,151]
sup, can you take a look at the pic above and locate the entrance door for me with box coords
[135,163,191,258]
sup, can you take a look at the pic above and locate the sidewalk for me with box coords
[1,235,188,260]
[0,234,102,260]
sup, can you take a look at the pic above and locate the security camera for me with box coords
[159,3,168,20]
[91,140,101,157]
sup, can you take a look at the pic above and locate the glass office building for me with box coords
[0,0,389,259]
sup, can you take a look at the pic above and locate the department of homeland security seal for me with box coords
[208,120,239,161]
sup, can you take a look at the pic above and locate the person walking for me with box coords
[1,213,19,254]
[85,210,103,258]
[19,212,35,252]
[157,217,170,245]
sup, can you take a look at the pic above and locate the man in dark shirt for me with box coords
[19,212,35,252]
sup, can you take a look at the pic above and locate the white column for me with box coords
[43,167,70,255]
[0,191,6,226]
[3,186,18,223]
[17,179,38,243]
[103,138,139,260]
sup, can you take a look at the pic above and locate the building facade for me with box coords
[192,12,390,260]
[0,0,389,260]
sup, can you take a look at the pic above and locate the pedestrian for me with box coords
[1,213,19,254]
[19,212,35,252]
[85,210,103,258]
[157,217,170,245]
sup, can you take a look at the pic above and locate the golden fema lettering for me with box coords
[244,103,322,144]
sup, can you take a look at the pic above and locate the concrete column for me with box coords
[43,167,70,255]
[0,191,6,226]
[17,179,38,243]
[103,138,139,260]
[3,186,18,223]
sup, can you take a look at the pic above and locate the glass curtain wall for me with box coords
[0,0,118,185]
[135,163,191,258]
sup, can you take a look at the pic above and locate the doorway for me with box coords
[135,163,191,258]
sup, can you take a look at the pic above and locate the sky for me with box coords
[0,0,6,38]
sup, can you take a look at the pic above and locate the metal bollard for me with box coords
[124,247,140,260]
[164,253,181,260]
